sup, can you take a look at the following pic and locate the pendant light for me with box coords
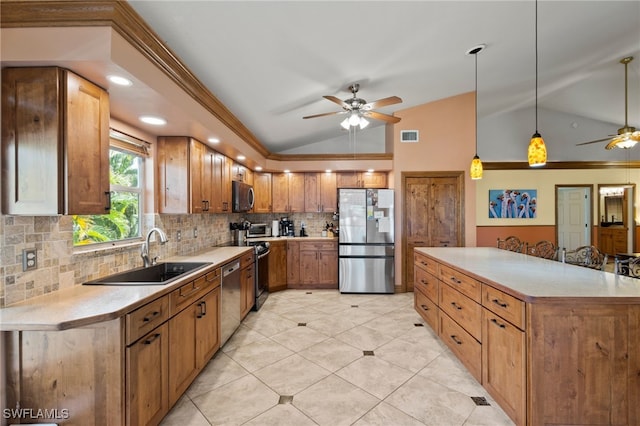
[528,0,547,167]
[467,44,485,180]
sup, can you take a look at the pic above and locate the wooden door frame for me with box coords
[401,171,465,292]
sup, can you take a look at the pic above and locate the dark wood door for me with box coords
[402,172,463,291]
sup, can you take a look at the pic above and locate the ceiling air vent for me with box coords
[400,130,419,143]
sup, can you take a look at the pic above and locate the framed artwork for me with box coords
[489,189,537,218]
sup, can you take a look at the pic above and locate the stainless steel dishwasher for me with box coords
[221,260,241,346]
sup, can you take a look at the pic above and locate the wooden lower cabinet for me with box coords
[267,240,287,292]
[289,240,338,289]
[482,308,525,426]
[241,261,255,319]
[127,322,170,426]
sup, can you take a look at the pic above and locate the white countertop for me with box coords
[417,247,640,302]
[0,246,252,331]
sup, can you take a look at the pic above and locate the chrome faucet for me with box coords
[141,227,169,267]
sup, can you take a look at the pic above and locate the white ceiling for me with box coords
[124,0,640,154]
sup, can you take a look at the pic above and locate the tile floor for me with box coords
[160,290,515,426]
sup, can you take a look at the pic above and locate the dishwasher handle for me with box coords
[222,261,241,277]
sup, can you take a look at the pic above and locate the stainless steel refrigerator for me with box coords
[338,188,394,293]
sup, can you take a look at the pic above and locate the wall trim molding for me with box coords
[483,161,640,170]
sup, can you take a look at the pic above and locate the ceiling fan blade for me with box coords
[302,111,345,119]
[575,137,614,146]
[362,96,402,110]
[364,110,401,124]
[323,95,350,109]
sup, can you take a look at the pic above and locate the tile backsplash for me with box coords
[0,212,334,307]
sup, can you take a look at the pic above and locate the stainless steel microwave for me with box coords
[232,181,255,212]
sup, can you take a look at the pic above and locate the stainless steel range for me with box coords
[247,241,270,310]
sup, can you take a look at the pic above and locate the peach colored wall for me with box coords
[392,92,477,287]
[476,226,557,248]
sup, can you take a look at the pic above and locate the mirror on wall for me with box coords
[598,184,636,254]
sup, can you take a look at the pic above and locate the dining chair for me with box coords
[561,245,608,270]
[525,240,558,260]
[496,236,524,253]
[614,255,640,277]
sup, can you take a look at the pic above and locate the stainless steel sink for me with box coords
[83,262,212,286]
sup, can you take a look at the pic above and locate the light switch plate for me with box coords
[22,248,37,271]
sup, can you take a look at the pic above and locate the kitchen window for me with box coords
[73,130,148,246]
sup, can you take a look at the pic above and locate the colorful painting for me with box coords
[489,189,537,218]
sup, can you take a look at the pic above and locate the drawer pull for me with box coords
[491,318,506,329]
[205,275,218,282]
[180,285,201,298]
[449,276,462,284]
[143,333,161,345]
[492,298,508,308]
[420,304,430,311]
[420,279,428,285]
[450,335,463,345]
[450,302,462,310]
[142,311,160,322]
[421,261,428,266]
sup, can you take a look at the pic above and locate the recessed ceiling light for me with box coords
[237,155,246,161]
[284,169,290,173]
[208,137,220,144]
[139,116,166,126]
[255,166,263,171]
[367,169,375,173]
[325,169,332,173]
[107,75,132,86]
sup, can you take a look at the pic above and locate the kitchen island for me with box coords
[414,247,640,426]
[0,245,252,426]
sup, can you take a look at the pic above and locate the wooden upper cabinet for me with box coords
[232,162,253,185]
[304,172,337,213]
[189,139,214,213]
[2,67,110,215]
[156,137,190,214]
[212,152,232,213]
[253,172,272,213]
[336,171,387,189]
[272,172,305,213]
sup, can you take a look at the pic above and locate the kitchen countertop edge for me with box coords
[0,246,253,332]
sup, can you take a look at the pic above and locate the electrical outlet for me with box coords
[22,248,37,271]
[193,227,198,238]
[177,230,182,242]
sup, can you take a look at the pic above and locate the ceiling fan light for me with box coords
[348,113,360,127]
[528,132,547,167]
[340,117,350,130]
[359,117,369,130]
[470,155,483,180]
[609,134,638,149]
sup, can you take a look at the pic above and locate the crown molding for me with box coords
[482,161,640,170]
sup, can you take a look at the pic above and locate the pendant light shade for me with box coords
[528,0,547,167]
[467,44,485,180]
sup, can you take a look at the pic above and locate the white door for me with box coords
[557,187,591,251]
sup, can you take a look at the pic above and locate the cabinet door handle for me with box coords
[450,302,462,310]
[420,279,428,285]
[491,318,506,329]
[142,311,160,322]
[450,335,462,345]
[492,298,508,308]
[449,276,462,284]
[420,304,429,311]
[143,333,161,345]
[197,301,206,318]
[105,191,111,211]
[179,285,201,298]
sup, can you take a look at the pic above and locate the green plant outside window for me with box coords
[73,148,142,246]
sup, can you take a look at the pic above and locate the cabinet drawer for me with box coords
[482,285,525,330]
[439,283,482,341]
[414,252,438,276]
[439,264,481,303]
[415,289,438,330]
[240,251,254,269]
[126,296,169,345]
[299,241,336,251]
[170,270,220,315]
[414,267,438,303]
[439,313,481,382]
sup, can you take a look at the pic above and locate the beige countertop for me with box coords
[417,247,640,302]
[246,236,338,243]
[0,246,252,332]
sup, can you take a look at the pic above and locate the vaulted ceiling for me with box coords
[127,1,640,154]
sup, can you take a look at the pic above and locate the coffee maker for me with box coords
[279,218,295,237]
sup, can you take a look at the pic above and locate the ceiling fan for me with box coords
[577,56,640,150]
[303,83,402,129]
